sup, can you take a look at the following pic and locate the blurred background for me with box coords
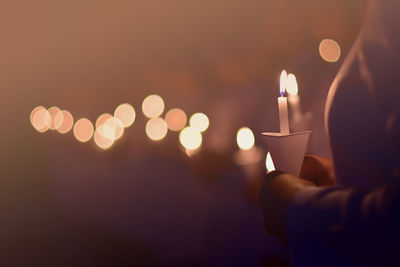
[0,0,366,266]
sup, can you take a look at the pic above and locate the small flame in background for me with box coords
[279,70,288,97]
[236,127,255,150]
[266,152,275,173]
[287,74,298,96]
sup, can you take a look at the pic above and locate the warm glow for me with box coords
[114,103,136,128]
[236,127,255,150]
[96,113,113,129]
[179,127,202,150]
[56,110,74,134]
[319,39,341,63]
[280,70,288,96]
[142,94,165,118]
[31,106,51,133]
[104,117,124,140]
[30,106,43,124]
[98,122,116,140]
[165,108,187,131]
[145,117,168,141]
[266,152,276,173]
[73,118,94,143]
[287,74,299,96]
[48,106,64,130]
[189,113,209,132]
[185,148,199,157]
[94,125,115,149]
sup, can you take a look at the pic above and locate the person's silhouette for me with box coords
[259,0,400,266]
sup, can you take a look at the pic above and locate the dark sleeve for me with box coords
[286,183,400,267]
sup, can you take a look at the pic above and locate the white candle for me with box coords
[279,70,290,135]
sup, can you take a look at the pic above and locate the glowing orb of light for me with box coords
[165,108,187,131]
[48,106,64,130]
[114,103,136,128]
[96,113,113,129]
[145,117,168,141]
[319,39,341,63]
[94,124,115,149]
[179,127,202,150]
[236,127,255,150]
[104,117,124,140]
[142,94,165,118]
[56,110,74,134]
[73,118,94,143]
[266,152,276,173]
[287,74,299,96]
[30,106,44,124]
[30,106,51,133]
[189,113,209,132]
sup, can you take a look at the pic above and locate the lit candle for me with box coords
[287,73,299,104]
[287,73,301,120]
[278,70,290,135]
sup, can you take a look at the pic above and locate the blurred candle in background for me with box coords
[278,70,290,135]
[234,127,263,166]
[287,73,301,120]
[235,127,265,202]
[287,73,311,132]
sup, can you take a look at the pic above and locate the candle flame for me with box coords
[280,70,288,96]
[266,152,275,173]
[287,74,299,95]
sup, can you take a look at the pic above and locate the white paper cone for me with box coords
[261,131,311,176]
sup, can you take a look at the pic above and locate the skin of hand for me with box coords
[259,155,335,242]
[259,170,315,243]
[299,155,335,186]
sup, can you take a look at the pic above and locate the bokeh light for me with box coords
[114,103,136,128]
[104,117,124,140]
[179,127,202,150]
[96,113,113,129]
[94,124,115,149]
[30,106,44,124]
[236,127,255,150]
[73,118,94,143]
[48,106,64,130]
[189,113,209,132]
[266,152,276,173]
[31,106,51,133]
[56,110,74,134]
[142,94,165,118]
[319,39,341,63]
[145,117,168,141]
[287,74,299,96]
[185,148,199,157]
[165,108,187,131]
